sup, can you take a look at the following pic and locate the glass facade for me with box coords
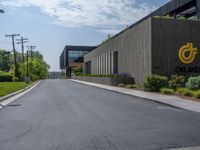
[166,1,198,19]
[176,6,197,19]
[60,46,96,78]
[68,51,89,63]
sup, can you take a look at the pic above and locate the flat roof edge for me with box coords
[95,0,194,49]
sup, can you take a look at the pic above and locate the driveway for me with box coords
[0,80,200,150]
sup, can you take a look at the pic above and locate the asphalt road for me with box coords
[0,80,200,150]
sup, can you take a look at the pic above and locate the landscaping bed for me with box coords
[0,82,31,98]
[143,75,200,102]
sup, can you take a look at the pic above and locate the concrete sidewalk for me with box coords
[70,79,200,113]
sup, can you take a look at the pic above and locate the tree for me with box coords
[20,51,50,81]
[0,49,12,72]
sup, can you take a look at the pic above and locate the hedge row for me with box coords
[0,71,13,82]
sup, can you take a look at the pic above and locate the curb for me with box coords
[0,81,40,105]
[163,146,200,150]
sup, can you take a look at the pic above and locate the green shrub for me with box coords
[31,74,39,81]
[183,89,194,97]
[118,83,125,87]
[194,91,200,99]
[186,76,200,90]
[176,88,187,94]
[160,88,174,94]
[0,71,13,82]
[169,75,186,89]
[12,76,19,82]
[125,84,137,89]
[144,75,168,92]
[74,72,81,76]
[73,68,83,76]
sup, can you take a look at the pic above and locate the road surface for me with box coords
[0,80,200,150]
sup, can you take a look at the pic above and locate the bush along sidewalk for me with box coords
[117,83,137,89]
[144,74,200,101]
[160,88,174,94]
[144,75,168,92]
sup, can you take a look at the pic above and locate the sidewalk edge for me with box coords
[0,81,41,107]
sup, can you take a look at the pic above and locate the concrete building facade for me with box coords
[48,72,62,79]
[84,0,200,86]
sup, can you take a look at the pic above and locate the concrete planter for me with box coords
[73,76,135,86]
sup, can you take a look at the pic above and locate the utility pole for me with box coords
[5,34,20,77]
[25,50,31,83]
[17,37,28,63]
[26,51,29,77]
[27,46,36,59]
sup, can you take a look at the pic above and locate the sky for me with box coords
[0,0,170,71]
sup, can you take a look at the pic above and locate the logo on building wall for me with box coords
[178,43,197,64]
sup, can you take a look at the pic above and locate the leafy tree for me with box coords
[0,49,49,81]
[20,51,50,81]
[0,49,12,72]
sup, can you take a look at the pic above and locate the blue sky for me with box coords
[0,0,170,71]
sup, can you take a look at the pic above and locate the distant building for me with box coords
[59,46,96,77]
[84,0,200,86]
[48,72,62,79]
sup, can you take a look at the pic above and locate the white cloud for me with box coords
[1,0,157,34]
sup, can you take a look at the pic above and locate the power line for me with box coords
[17,37,28,63]
[27,45,36,59]
[5,34,20,77]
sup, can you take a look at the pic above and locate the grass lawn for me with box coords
[0,82,31,98]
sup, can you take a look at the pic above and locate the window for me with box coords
[176,6,197,19]
[68,51,86,63]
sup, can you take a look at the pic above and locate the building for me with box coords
[84,0,200,86]
[48,72,62,79]
[60,46,96,77]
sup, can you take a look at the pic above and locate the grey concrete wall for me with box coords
[73,76,135,86]
[152,18,200,76]
[84,18,152,86]
[85,17,200,86]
